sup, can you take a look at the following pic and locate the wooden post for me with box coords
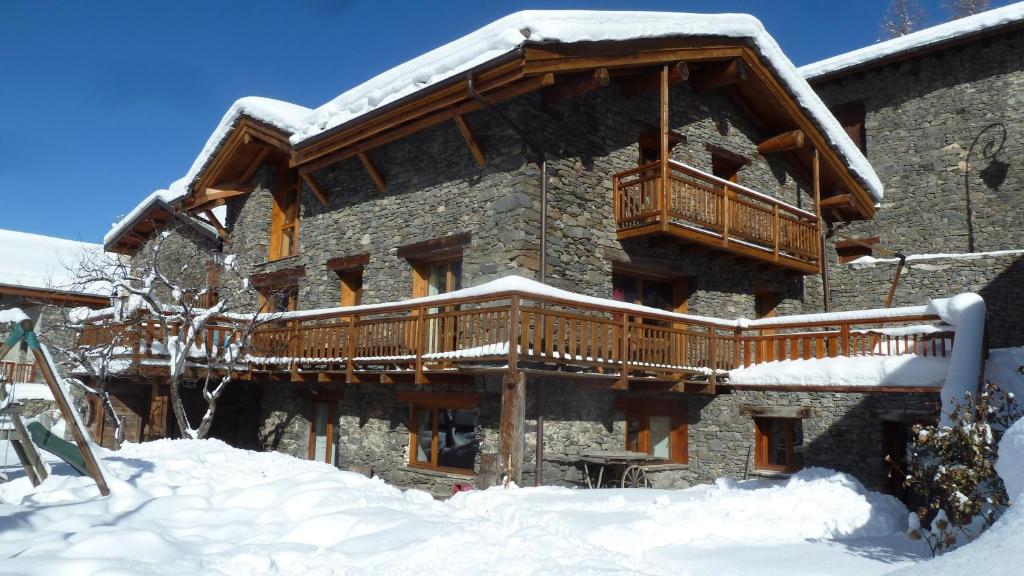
[722,183,731,245]
[345,315,357,383]
[618,313,630,390]
[840,323,850,357]
[812,147,830,312]
[498,370,526,486]
[659,64,670,228]
[507,295,520,377]
[707,330,718,394]
[414,309,427,384]
[30,344,110,496]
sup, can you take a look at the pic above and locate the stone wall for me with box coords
[812,27,1024,345]
[525,378,937,492]
[256,374,937,496]
[223,81,819,319]
[830,252,1024,348]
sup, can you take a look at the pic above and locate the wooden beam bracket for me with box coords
[756,130,805,155]
[453,115,486,166]
[300,171,330,206]
[357,152,387,192]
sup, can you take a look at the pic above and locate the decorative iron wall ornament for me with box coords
[964,122,1008,253]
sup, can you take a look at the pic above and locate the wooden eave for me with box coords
[0,284,110,308]
[104,201,176,255]
[805,18,1024,85]
[286,37,876,220]
[181,116,292,213]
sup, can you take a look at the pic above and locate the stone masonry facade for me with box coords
[256,375,937,496]
[812,27,1024,346]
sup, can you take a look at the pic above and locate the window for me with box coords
[339,270,363,307]
[399,392,479,474]
[754,417,803,472]
[835,236,880,265]
[259,287,297,313]
[711,152,742,183]
[308,399,336,464]
[611,269,688,314]
[754,290,779,319]
[269,176,300,261]
[617,399,688,464]
[830,101,866,153]
[412,257,462,299]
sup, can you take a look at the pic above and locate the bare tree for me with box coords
[880,0,928,38]
[69,223,274,439]
[944,0,991,19]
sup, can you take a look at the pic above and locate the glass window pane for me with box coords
[612,274,638,304]
[427,264,446,296]
[449,260,462,292]
[650,416,671,459]
[437,409,478,471]
[766,419,789,467]
[642,280,673,311]
[313,402,329,463]
[415,409,433,463]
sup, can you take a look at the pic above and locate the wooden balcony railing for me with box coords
[0,361,37,384]
[73,286,951,394]
[614,160,821,273]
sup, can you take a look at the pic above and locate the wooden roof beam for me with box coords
[296,73,555,175]
[453,115,486,166]
[689,59,749,93]
[201,186,252,204]
[820,193,853,209]
[756,130,805,155]
[238,147,270,185]
[543,67,610,103]
[357,152,387,192]
[619,61,688,97]
[300,171,330,206]
[201,210,228,238]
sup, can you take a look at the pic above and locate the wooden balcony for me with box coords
[75,286,950,394]
[613,160,821,273]
[0,361,36,384]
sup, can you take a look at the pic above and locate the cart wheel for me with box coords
[621,465,650,488]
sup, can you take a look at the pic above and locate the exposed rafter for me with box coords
[756,130,805,155]
[543,67,610,103]
[357,152,387,192]
[453,115,486,166]
[300,171,330,206]
[201,210,228,238]
[619,61,688,97]
[689,58,749,92]
[820,193,853,209]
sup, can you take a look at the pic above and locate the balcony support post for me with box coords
[498,370,526,486]
[660,64,670,227]
[812,147,831,311]
[345,315,357,383]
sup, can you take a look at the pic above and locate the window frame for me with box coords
[339,269,363,307]
[411,254,463,299]
[307,398,337,464]
[611,265,689,314]
[399,391,479,475]
[754,417,801,473]
[269,173,300,261]
[615,398,688,464]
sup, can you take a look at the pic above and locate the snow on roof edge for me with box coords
[800,2,1024,80]
[290,10,883,201]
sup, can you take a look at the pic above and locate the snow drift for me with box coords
[0,439,917,575]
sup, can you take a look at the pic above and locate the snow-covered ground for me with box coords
[0,439,931,576]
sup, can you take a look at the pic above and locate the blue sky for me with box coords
[0,0,1005,243]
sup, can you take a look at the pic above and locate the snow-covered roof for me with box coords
[112,10,885,229]
[0,229,107,296]
[800,2,1024,81]
[103,185,223,252]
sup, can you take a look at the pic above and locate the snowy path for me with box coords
[0,439,930,575]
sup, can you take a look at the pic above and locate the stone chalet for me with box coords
[72,10,1019,497]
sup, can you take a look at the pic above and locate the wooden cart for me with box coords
[576,450,665,488]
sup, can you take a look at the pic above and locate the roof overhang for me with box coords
[291,36,878,219]
[104,197,219,256]
[0,283,110,308]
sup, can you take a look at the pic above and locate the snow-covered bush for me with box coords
[902,382,1021,554]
